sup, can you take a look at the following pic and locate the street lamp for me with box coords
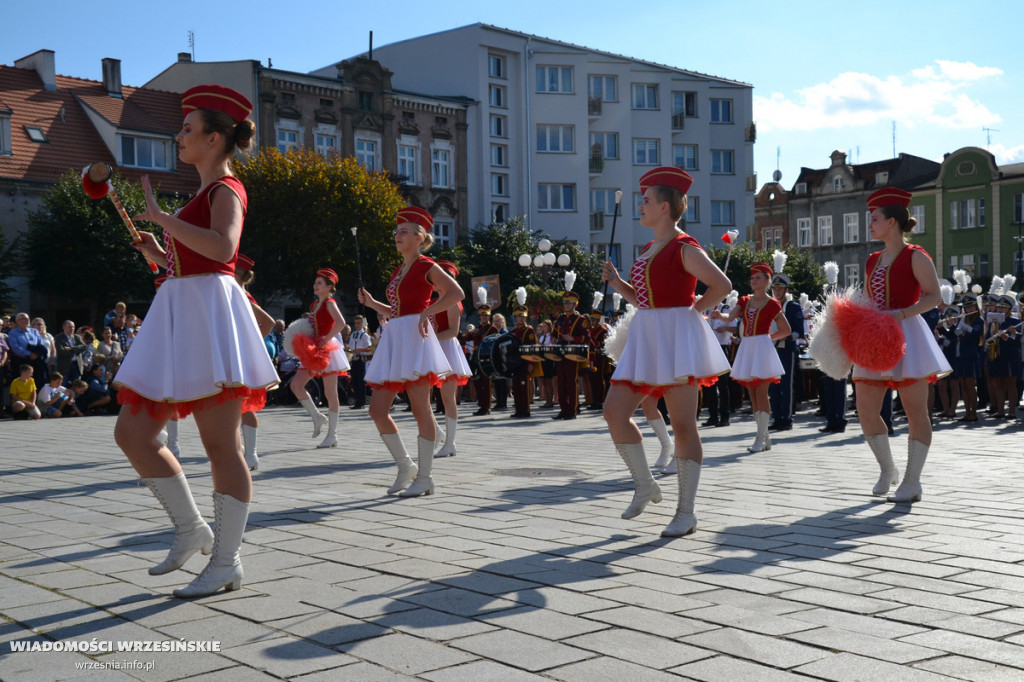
[519,238,571,288]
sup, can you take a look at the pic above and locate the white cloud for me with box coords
[985,143,1024,165]
[756,60,1002,132]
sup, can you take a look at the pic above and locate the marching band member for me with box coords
[235,254,276,469]
[716,262,790,453]
[585,293,611,411]
[358,207,462,497]
[702,296,736,428]
[509,288,538,418]
[987,292,1020,419]
[768,252,805,432]
[346,315,372,409]
[552,274,590,420]
[115,84,278,597]
[468,299,497,415]
[935,305,961,419]
[432,260,472,455]
[290,268,350,449]
[601,166,731,536]
[854,188,951,502]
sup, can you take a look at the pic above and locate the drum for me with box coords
[519,344,545,363]
[542,345,564,362]
[798,354,817,371]
[355,350,374,361]
[478,334,523,379]
[563,344,590,362]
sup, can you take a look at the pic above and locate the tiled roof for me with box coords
[0,65,198,195]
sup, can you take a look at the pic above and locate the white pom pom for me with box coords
[603,304,637,364]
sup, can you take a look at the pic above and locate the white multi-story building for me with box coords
[314,23,755,268]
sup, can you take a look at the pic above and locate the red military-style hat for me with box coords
[237,253,255,271]
[867,188,912,212]
[435,259,459,278]
[639,166,694,195]
[397,206,433,231]
[750,262,773,278]
[316,268,338,285]
[181,85,253,123]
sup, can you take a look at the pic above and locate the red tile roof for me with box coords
[0,65,198,195]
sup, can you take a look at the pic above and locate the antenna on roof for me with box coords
[983,127,999,147]
[188,30,195,61]
[369,31,373,60]
[892,120,896,158]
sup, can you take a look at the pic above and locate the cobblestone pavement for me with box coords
[1,402,1023,680]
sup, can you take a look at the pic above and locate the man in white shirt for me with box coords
[347,315,373,409]
[702,303,735,427]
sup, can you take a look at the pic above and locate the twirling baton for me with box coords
[600,190,623,312]
[350,226,363,288]
[720,229,740,274]
[81,163,159,273]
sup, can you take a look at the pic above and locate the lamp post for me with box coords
[518,238,571,290]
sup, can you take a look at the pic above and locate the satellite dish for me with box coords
[772,170,782,182]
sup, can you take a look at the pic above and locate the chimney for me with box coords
[102,58,122,98]
[177,52,192,63]
[14,49,56,91]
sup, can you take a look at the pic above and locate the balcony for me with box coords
[588,96,602,117]
[745,173,758,192]
[745,122,757,142]
[671,111,685,130]
[589,141,604,174]
[590,211,605,231]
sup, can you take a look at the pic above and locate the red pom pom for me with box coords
[832,298,906,372]
[291,334,339,372]
[81,167,111,200]
[721,232,733,245]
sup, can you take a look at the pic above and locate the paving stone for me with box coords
[683,604,821,636]
[900,629,1024,669]
[914,655,1024,681]
[793,652,958,681]
[453,629,593,671]
[336,631,476,675]
[787,626,941,663]
[671,654,812,681]
[219,635,358,677]
[682,627,831,668]
[548,655,691,681]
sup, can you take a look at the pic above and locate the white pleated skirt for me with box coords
[114,274,279,402]
[365,315,452,390]
[611,306,730,392]
[438,336,472,383]
[732,334,785,385]
[852,314,952,385]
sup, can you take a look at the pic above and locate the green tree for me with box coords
[23,170,182,305]
[705,241,826,298]
[233,149,406,304]
[0,230,18,313]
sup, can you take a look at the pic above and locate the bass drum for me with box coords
[477,334,523,379]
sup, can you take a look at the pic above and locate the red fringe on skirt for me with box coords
[734,377,781,389]
[442,374,471,386]
[853,374,940,390]
[118,385,267,421]
[368,372,445,393]
[611,375,719,399]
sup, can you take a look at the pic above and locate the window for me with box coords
[910,204,925,234]
[833,177,844,192]
[632,138,660,165]
[772,227,782,247]
[950,198,985,229]
[711,200,735,225]
[632,84,658,109]
[979,253,989,277]
[763,227,782,250]
[319,98,334,108]
[24,126,48,143]
[844,264,860,288]
[433,220,454,249]
[711,150,734,175]
[536,65,573,93]
[397,143,418,184]
[489,85,506,108]
[538,183,576,211]
[490,114,506,137]
[671,91,696,128]
[276,121,300,153]
[590,189,619,217]
[843,213,859,243]
[431,147,451,188]
[120,135,170,169]
[684,196,699,224]
[358,92,373,111]
[0,115,10,155]
[817,215,833,246]
[491,173,508,196]
[488,54,505,79]
[588,75,617,102]
[673,144,697,171]
[1014,193,1024,224]
[632,192,643,219]
[588,132,618,159]
[492,203,508,223]
[490,143,508,167]
[315,133,336,157]
[795,182,807,196]
[537,124,574,152]
[356,137,378,171]
[876,171,889,185]
[710,99,733,123]
[961,253,976,277]
[797,218,811,247]
[591,243,622,269]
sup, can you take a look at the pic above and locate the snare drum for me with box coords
[563,344,590,362]
[519,344,545,362]
[542,345,564,362]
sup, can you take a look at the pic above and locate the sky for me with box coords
[5,0,1023,188]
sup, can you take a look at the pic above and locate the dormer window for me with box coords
[833,177,844,192]
[0,113,11,155]
[795,182,807,195]
[24,126,48,143]
[119,134,172,170]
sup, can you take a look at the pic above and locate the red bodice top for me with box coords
[245,291,258,307]
[432,302,463,334]
[629,232,701,309]
[386,256,436,318]
[164,176,246,277]
[310,298,337,339]
[866,244,928,311]
[738,296,782,336]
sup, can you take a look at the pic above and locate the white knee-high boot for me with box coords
[888,439,927,502]
[662,459,701,537]
[241,424,259,471]
[435,416,458,458]
[747,412,771,452]
[381,432,418,495]
[165,420,180,458]
[649,417,674,470]
[399,437,436,497]
[317,411,338,448]
[173,492,247,598]
[299,397,327,438]
[865,433,898,496]
[433,416,445,449]
[143,473,214,575]
[615,442,663,519]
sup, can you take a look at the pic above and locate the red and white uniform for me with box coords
[432,301,471,385]
[114,176,279,419]
[731,296,785,387]
[365,256,452,391]
[853,244,951,387]
[302,298,350,377]
[610,233,730,398]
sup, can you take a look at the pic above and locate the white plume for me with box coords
[564,270,576,293]
[476,285,488,307]
[726,289,739,309]
[953,284,963,294]
[515,286,527,306]
[772,250,788,276]
[823,261,839,285]
[591,291,604,311]
[603,304,637,364]
[971,284,983,294]
[798,292,811,311]
[939,283,954,306]
[990,276,1005,295]
[1003,274,1016,293]
[952,269,968,291]
[612,292,623,311]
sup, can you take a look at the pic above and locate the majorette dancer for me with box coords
[431,259,472,457]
